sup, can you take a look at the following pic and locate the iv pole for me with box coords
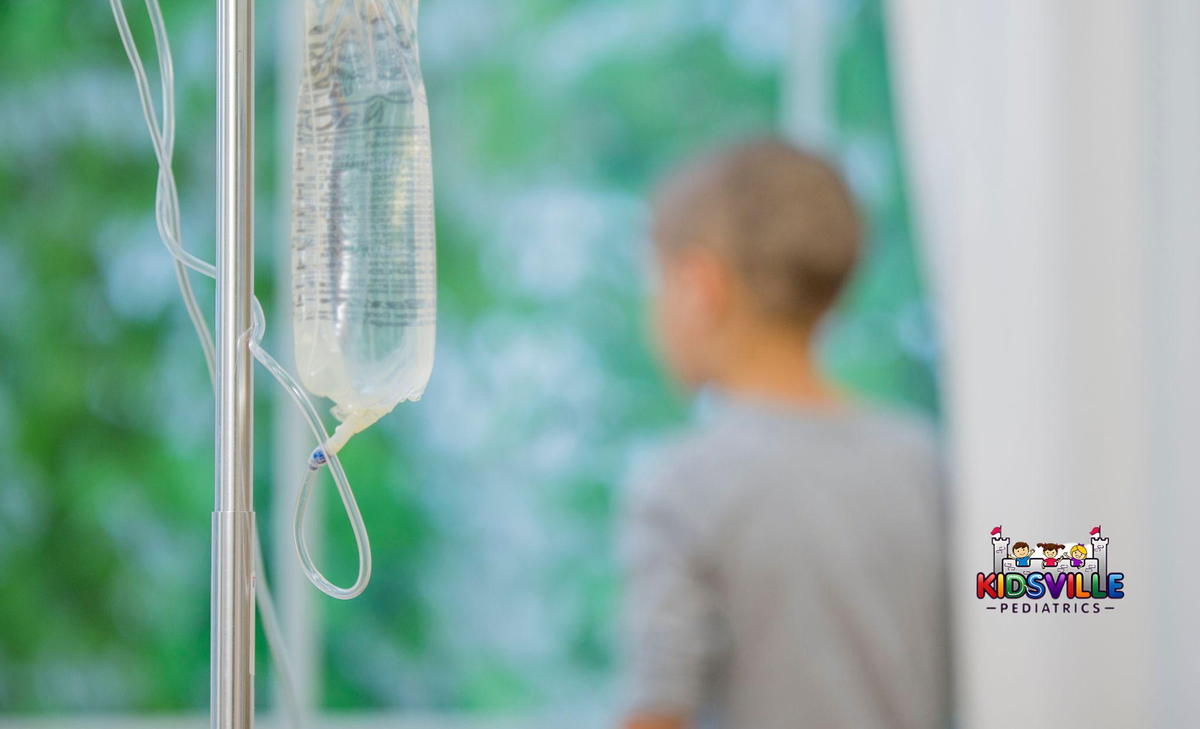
[212,0,256,725]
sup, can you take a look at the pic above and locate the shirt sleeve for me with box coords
[620,463,716,716]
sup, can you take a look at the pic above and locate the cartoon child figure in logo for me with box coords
[1011,542,1033,567]
[1068,544,1088,567]
[1038,543,1064,567]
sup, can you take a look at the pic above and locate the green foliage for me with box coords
[824,0,939,413]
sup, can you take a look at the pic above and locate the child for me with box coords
[1069,544,1088,567]
[1038,543,1064,567]
[1011,542,1033,567]
[621,139,949,729]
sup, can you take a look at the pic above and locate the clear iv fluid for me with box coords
[292,0,435,424]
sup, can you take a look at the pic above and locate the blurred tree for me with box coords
[0,0,221,711]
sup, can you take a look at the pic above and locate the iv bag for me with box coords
[291,0,435,449]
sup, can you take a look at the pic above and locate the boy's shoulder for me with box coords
[620,403,942,555]
[624,402,940,508]
[853,405,941,461]
[622,419,740,512]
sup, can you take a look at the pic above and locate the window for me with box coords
[0,0,933,724]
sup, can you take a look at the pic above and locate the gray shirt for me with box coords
[622,396,949,729]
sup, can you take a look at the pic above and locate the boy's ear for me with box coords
[684,248,736,321]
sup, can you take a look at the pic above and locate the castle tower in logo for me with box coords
[1090,526,1109,586]
[991,529,1009,575]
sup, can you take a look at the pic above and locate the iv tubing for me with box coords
[107,0,379,722]
[109,0,372,603]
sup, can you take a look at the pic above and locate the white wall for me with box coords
[886,2,1200,727]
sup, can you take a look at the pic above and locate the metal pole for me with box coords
[212,0,255,726]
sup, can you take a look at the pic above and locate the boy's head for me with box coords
[1012,542,1031,558]
[649,138,861,388]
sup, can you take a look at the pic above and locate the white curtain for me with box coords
[886,2,1200,727]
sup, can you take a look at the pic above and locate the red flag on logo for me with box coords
[990,526,1002,535]
[1089,525,1101,535]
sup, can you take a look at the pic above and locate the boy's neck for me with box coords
[710,322,843,411]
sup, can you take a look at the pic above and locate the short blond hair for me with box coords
[652,138,861,324]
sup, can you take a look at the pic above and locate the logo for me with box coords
[977,525,1124,614]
